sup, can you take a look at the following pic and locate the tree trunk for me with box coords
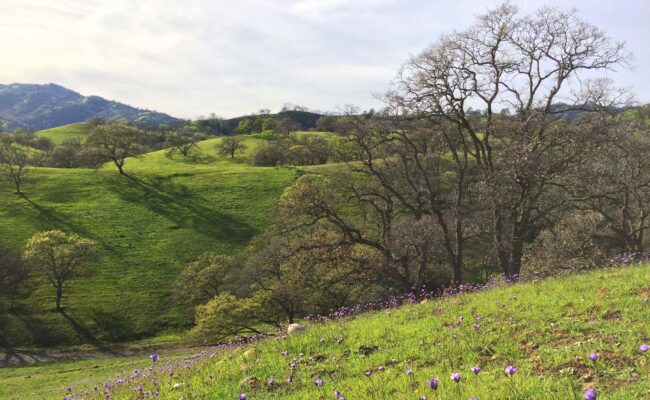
[14,178,20,194]
[55,285,63,311]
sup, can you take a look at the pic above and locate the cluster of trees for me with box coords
[176,4,649,342]
[0,230,96,312]
[248,134,336,166]
[193,109,328,136]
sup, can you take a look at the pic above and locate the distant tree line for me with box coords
[175,4,650,343]
[192,109,343,136]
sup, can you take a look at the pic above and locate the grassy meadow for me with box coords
[1,264,647,399]
[35,123,92,144]
[0,135,302,346]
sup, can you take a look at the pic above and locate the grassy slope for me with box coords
[35,123,91,144]
[0,136,296,345]
[1,265,648,399]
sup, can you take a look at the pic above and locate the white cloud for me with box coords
[0,0,648,118]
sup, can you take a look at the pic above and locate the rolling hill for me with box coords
[1,264,647,399]
[0,83,179,131]
[34,122,92,144]
[0,135,301,346]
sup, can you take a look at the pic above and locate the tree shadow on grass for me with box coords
[59,310,120,356]
[112,174,258,245]
[18,194,97,242]
[0,331,28,367]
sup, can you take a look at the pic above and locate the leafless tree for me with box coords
[216,136,247,159]
[86,122,146,175]
[573,114,650,252]
[0,141,30,194]
[387,3,630,277]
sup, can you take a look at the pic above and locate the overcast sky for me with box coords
[0,0,648,119]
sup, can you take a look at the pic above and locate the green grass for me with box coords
[0,135,299,345]
[1,265,648,399]
[35,123,91,144]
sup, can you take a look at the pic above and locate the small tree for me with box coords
[192,292,269,342]
[86,122,145,175]
[48,139,82,168]
[0,141,30,194]
[164,133,199,158]
[173,253,235,310]
[216,136,247,159]
[24,230,96,312]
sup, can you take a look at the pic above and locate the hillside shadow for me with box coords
[0,332,27,366]
[18,194,96,241]
[59,310,120,356]
[112,174,257,244]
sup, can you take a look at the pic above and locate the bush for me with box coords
[248,142,286,166]
[523,211,609,275]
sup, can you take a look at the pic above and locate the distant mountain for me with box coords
[0,83,180,131]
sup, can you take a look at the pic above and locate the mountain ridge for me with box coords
[0,83,180,131]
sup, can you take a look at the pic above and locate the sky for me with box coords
[0,0,648,119]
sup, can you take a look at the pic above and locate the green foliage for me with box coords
[24,230,97,310]
[172,253,235,310]
[192,292,270,342]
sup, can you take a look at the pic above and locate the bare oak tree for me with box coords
[86,122,145,175]
[388,4,629,277]
[0,141,30,194]
[216,136,247,159]
[573,114,650,252]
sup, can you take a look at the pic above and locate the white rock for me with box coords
[287,323,305,335]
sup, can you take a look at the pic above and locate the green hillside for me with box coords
[0,136,299,345]
[35,122,91,144]
[2,265,648,399]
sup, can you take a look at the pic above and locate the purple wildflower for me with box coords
[150,353,159,362]
[584,388,597,400]
[504,365,517,376]
[238,394,247,400]
[471,366,481,375]
[314,378,324,387]
[640,343,648,352]
[427,377,439,390]
[451,373,461,382]
[588,353,598,362]
[268,378,275,386]
[287,375,294,383]
[406,369,414,376]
